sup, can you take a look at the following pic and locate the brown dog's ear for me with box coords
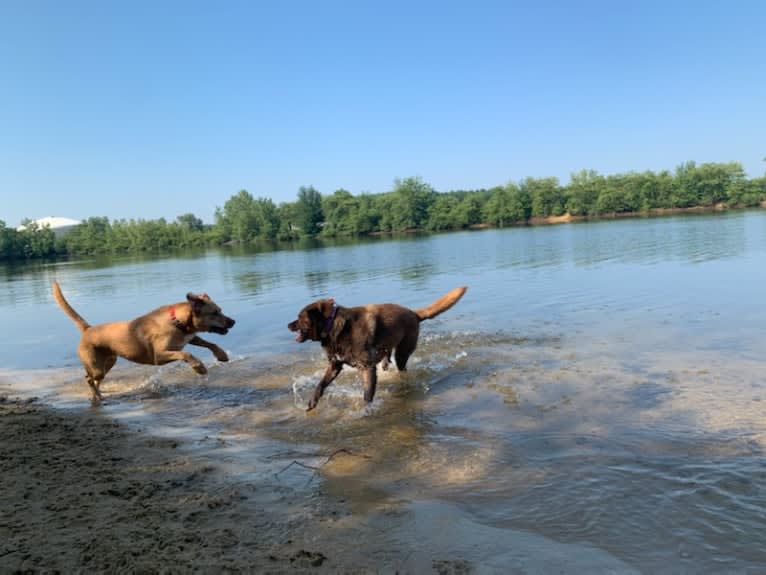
[328,310,345,341]
[318,299,344,339]
[318,299,335,316]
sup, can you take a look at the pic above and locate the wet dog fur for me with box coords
[288,286,467,411]
[52,281,235,405]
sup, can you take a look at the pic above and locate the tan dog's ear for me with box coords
[186,292,208,312]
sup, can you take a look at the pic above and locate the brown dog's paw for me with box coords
[306,397,319,412]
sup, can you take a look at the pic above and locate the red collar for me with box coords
[169,306,193,334]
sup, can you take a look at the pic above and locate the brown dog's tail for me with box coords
[52,281,90,332]
[415,286,468,321]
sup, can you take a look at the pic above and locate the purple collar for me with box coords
[324,303,338,336]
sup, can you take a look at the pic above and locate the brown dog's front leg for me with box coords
[362,366,377,404]
[308,361,343,411]
[188,336,229,362]
[154,350,208,374]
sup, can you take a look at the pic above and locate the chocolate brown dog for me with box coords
[52,281,235,404]
[288,286,467,411]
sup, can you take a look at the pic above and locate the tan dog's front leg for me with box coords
[188,336,229,362]
[154,350,208,374]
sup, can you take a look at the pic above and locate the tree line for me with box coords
[2,161,765,261]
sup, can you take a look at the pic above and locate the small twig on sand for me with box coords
[0,549,19,559]
[323,448,371,465]
[274,448,370,482]
[275,460,322,476]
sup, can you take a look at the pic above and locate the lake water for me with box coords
[2,211,766,572]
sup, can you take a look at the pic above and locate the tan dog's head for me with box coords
[187,293,236,335]
[288,299,339,343]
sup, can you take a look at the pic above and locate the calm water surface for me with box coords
[2,211,766,572]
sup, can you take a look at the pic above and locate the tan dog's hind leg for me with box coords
[85,375,102,405]
[79,348,117,405]
[188,336,229,362]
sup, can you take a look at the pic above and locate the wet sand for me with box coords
[2,333,765,573]
[0,389,640,574]
[0,396,320,573]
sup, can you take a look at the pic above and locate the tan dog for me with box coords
[52,281,235,404]
[288,286,467,411]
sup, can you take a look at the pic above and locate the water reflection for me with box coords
[568,212,747,267]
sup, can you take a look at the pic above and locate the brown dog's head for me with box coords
[187,292,236,335]
[288,298,340,343]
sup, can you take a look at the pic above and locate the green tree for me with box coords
[673,161,701,207]
[696,162,746,206]
[176,213,204,231]
[597,174,642,214]
[453,194,484,227]
[566,170,604,216]
[353,193,382,234]
[426,194,461,230]
[0,220,14,259]
[63,217,111,255]
[276,201,301,240]
[296,186,324,236]
[390,177,435,230]
[525,177,564,218]
[321,189,360,236]
[483,183,529,225]
[253,197,280,240]
[214,190,260,242]
[14,220,56,258]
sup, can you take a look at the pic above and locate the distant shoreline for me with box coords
[374,202,766,235]
[527,203,743,226]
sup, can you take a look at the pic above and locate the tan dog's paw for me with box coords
[192,362,208,375]
[213,348,229,362]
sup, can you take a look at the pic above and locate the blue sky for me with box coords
[1,0,764,226]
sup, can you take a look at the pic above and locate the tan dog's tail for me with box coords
[415,286,468,321]
[52,281,90,332]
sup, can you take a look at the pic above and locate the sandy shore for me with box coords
[0,390,644,574]
[0,395,330,574]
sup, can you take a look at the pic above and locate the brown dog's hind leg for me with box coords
[394,341,417,372]
[379,349,392,371]
[393,328,419,372]
[362,366,378,404]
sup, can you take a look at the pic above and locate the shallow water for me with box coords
[2,212,766,572]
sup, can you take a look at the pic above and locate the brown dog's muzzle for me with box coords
[288,319,308,342]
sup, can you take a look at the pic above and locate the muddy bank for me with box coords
[0,391,641,574]
[0,397,325,573]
